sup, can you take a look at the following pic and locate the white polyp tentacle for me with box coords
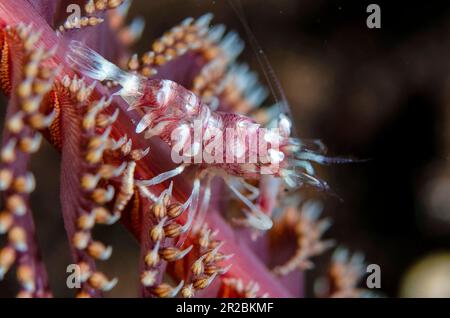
[318,239,336,253]
[257,102,285,127]
[136,165,186,187]
[176,179,200,247]
[317,218,333,235]
[137,165,186,186]
[111,134,128,150]
[192,175,212,233]
[225,63,268,110]
[195,12,214,28]
[140,181,173,206]
[116,0,132,18]
[208,240,224,256]
[98,126,112,143]
[100,277,119,292]
[138,185,159,202]
[225,177,273,231]
[39,108,57,128]
[219,264,233,275]
[350,252,366,271]
[127,17,145,40]
[247,86,268,109]
[333,247,349,264]
[208,24,226,42]
[105,212,121,225]
[220,31,244,62]
[185,179,201,230]
[177,182,195,215]
[101,108,120,127]
[158,181,173,201]
[168,280,185,298]
[301,201,323,221]
[112,161,128,178]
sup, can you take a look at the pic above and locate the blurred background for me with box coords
[1,0,450,297]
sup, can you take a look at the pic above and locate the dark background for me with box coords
[1,0,450,297]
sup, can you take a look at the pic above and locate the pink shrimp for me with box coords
[67,40,346,231]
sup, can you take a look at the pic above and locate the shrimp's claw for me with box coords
[226,177,273,231]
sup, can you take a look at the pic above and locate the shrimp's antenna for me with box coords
[228,0,297,137]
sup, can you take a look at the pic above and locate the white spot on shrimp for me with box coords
[278,114,292,137]
[184,92,199,114]
[263,129,282,144]
[156,80,171,106]
[268,148,285,164]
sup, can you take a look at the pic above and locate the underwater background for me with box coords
[1,0,450,297]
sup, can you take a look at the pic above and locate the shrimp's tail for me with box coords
[67,41,131,84]
[67,41,143,104]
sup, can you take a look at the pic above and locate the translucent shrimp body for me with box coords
[67,40,340,231]
[68,41,289,178]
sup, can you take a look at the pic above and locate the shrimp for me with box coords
[67,40,346,231]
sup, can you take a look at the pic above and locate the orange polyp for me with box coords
[47,89,62,149]
[129,188,141,235]
[0,30,11,94]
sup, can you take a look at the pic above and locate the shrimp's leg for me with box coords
[280,169,330,191]
[290,159,315,175]
[225,177,273,231]
[239,179,260,201]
